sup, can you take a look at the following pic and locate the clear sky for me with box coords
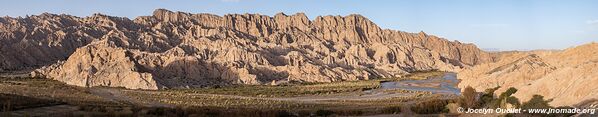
[1,0,597,50]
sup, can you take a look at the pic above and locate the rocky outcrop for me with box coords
[0,13,95,71]
[458,42,598,106]
[33,41,160,89]
[0,9,494,89]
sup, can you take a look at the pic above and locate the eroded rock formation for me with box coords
[1,9,493,89]
[458,42,598,106]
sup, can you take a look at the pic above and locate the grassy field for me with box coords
[0,71,456,116]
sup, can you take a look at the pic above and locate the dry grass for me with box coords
[0,77,120,106]
[397,70,446,80]
[0,93,62,111]
[165,80,381,97]
[164,71,446,98]
[124,90,411,116]
[0,71,455,116]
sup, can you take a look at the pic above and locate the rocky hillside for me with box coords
[458,42,598,106]
[1,9,493,89]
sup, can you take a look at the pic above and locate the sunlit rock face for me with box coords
[0,9,494,89]
[459,42,598,106]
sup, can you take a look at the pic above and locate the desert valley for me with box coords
[0,9,596,116]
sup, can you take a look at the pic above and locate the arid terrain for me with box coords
[2,71,460,116]
[1,9,494,89]
[0,9,597,116]
[459,42,598,107]
[0,9,486,116]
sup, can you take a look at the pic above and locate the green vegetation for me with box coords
[497,87,520,108]
[411,98,453,114]
[0,77,118,106]
[479,86,500,108]
[0,71,454,116]
[167,80,381,97]
[521,95,551,110]
[166,71,446,97]
[458,86,521,109]
[315,109,335,116]
[396,70,446,80]
[457,86,577,117]
[1,93,63,111]
[459,86,479,109]
[512,94,574,117]
[124,89,422,116]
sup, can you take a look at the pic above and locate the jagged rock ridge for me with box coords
[1,9,493,89]
[458,42,598,106]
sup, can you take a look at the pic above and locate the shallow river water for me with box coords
[380,72,461,95]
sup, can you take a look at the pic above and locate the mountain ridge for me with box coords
[1,9,494,89]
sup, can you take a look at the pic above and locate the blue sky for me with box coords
[1,0,597,50]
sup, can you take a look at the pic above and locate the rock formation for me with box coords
[458,42,598,106]
[1,9,494,89]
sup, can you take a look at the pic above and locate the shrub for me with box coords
[521,95,552,110]
[470,87,520,108]
[459,86,480,108]
[315,109,334,116]
[411,99,451,114]
[480,86,500,108]
[2,100,10,112]
[500,87,518,98]
[493,87,519,108]
[505,96,520,108]
[380,106,401,114]
[276,110,296,117]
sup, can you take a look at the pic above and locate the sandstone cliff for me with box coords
[1,9,493,89]
[458,42,598,106]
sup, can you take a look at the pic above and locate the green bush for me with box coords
[493,87,520,108]
[463,87,521,109]
[480,86,500,108]
[411,99,451,114]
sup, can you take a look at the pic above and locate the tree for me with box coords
[496,87,519,108]
[480,86,500,108]
[499,87,518,98]
[506,96,521,108]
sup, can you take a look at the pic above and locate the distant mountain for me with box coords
[482,48,500,52]
[1,9,494,89]
[458,42,598,106]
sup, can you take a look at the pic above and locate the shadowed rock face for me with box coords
[2,9,494,89]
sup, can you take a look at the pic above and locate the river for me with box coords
[379,72,461,95]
